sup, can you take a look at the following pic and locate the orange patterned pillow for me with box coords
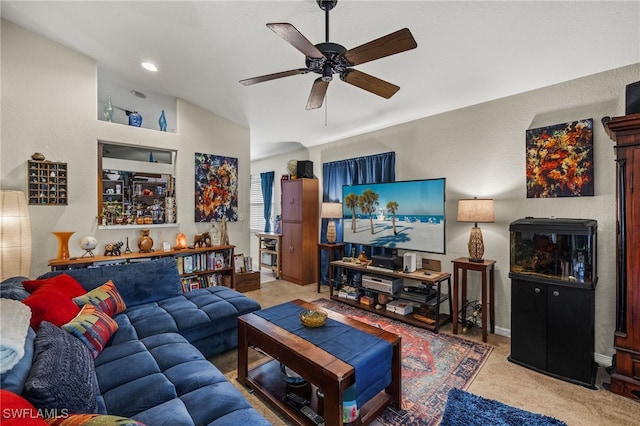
[73,280,126,317]
[61,305,118,359]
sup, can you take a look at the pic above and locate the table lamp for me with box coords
[457,197,494,262]
[0,190,32,280]
[321,202,343,244]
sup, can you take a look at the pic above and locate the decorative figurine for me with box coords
[79,235,97,258]
[193,231,211,248]
[104,242,123,256]
[220,217,229,246]
[138,229,153,252]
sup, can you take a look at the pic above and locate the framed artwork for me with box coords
[194,153,238,222]
[526,118,594,198]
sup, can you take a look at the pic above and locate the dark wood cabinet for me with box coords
[605,113,640,400]
[510,278,596,388]
[280,178,318,285]
[508,218,597,388]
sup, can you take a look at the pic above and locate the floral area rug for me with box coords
[312,298,493,426]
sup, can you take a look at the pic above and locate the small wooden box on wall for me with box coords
[234,271,260,293]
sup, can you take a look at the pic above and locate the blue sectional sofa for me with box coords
[0,257,270,425]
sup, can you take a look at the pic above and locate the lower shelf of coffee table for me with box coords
[243,357,391,426]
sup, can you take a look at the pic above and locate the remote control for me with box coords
[284,392,310,409]
[300,405,324,426]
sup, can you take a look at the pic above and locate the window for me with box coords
[250,174,272,232]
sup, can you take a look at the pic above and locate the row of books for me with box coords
[175,252,229,274]
[181,273,228,292]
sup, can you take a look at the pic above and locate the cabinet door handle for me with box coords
[534,287,541,293]
[552,290,560,297]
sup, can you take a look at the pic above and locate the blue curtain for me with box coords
[320,152,396,285]
[260,171,274,232]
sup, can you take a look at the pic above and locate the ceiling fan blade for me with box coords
[267,23,324,58]
[343,28,417,66]
[306,78,330,110]
[341,69,399,99]
[240,68,310,86]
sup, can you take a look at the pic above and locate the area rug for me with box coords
[312,298,493,426]
[441,388,567,426]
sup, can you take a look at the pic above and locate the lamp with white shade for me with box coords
[321,202,343,244]
[457,197,494,262]
[0,190,32,280]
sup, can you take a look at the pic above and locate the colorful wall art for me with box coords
[194,153,238,222]
[526,118,594,198]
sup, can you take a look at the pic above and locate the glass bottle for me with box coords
[158,110,167,131]
[103,96,114,122]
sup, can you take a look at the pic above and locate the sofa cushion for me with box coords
[44,414,146,426]
[22,274,87,298]
[73,280,126,317]
[120,286,261,358]
[22,291,81,330]
[23,322,101,414]
[0,390,48,425]
[93,333,269,425]
[62,304,119,359]
[37,258,182,308]
[0,276,31,301]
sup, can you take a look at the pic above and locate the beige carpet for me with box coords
[210,279,640,425]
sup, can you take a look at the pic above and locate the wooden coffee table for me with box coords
[238,299,402,426]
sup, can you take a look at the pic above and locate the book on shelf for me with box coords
[183,256,193,274]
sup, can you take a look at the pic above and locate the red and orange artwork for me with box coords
[526,119,594,198]
[195,153,238,222]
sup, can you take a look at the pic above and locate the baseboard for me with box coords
[497,327,612,367]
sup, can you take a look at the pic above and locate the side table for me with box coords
[317,242,346,293]
[451,257,496,342]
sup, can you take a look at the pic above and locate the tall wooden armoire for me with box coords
[280,178,319,285]
[605,113,640,400]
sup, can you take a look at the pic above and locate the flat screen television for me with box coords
[341,178,446,254]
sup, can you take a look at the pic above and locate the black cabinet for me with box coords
[509,277,596,388]
[508,217,597,388]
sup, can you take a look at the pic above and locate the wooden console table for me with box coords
[330,260,452,332]
[451,257,496,342]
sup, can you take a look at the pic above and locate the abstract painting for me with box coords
[526,118,594,198]
[194,153,238,222]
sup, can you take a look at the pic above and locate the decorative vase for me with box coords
[158,110,167,131]
[128,111,142,127]
[103,96,114,122]
[138,229,153,253]
[52,231,74,259]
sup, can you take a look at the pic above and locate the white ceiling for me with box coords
[2,1,639,160]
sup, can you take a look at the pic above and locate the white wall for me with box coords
[251,63,640,361]
[1,20,252,276]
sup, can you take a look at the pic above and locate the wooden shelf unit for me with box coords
[256,232,281,279]
[330,260,452,332]
[27,160,68,205]
[48,245,236,292]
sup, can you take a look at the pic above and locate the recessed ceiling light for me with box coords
[131,90,147,99]
[141,62,158,72]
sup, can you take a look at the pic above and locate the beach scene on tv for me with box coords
[342,179,446,254]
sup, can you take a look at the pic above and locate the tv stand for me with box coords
[329,260,452,332]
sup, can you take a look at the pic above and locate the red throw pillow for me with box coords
[22,274,87,298]
[0,390,48,425]
[22,291,81,330]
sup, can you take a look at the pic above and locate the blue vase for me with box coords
[129,111,142,127]
[158,110,167,132]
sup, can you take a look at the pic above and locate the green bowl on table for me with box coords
[299,309,328,327]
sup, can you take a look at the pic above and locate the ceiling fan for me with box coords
[239,0,418,110]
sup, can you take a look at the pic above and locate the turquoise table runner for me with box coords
[255,302,392,408]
